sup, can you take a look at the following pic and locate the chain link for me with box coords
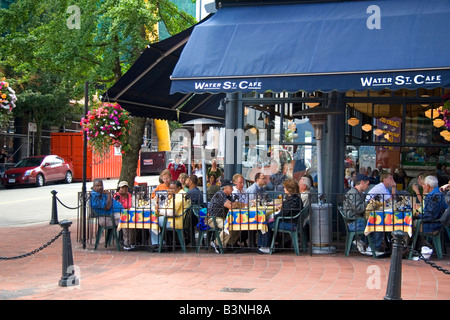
[0,230,64,260]
[410,248,450,275]
[56,196,81,210]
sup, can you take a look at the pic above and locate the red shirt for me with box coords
[113,192,132,209]
[167,162,186,180]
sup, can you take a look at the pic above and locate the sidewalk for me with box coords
[1,221,449,301]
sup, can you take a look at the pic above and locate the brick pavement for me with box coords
[1,221,449,301]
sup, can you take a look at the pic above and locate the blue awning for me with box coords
[170,0,450,94]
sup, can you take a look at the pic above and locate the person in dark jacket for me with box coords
[257,179,302,254]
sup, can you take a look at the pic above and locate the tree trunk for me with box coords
[119,116,146,186]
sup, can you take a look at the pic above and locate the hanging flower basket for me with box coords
[80,102,132,155]
[439,93,450,129]
[0,78,17,113]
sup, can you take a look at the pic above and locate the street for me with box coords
[0,176,159,227]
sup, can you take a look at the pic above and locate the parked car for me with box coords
[1,155,74,188]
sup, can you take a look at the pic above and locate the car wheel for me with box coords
[64,171,73,184]
[36,174,45,187]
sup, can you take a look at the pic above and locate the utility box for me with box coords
[140,151,170,175]
[51,132,132,181]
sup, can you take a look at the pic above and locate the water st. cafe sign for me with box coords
[360,73,443,89]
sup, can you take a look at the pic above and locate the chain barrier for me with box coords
[56,196,82,210]
[0,230,64,260]
[410,248,450,275]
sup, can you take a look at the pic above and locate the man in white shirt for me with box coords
[367,172,396,203]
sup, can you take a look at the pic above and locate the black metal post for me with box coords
[50,190,59,225]
[58,220,79,287]
[384,230,405,300]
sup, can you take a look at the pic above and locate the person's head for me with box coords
[380,172,395,188]
[168,180,182,195]
[211,158,217,168]
[92,179,104,193]
[117,181,129,195]
[160,169,172,186]
[208,174,217,184]
[221,179,235,196]
[299,176,311,192]
[254,172,267,187]
[232,173,244,191]
[174,154,181,164]
[283,179,299,195]
[417,172,425,186]
[355,174,370,192]
[178,173,188,185]
[186,174,198,188]
[423,175,439,193]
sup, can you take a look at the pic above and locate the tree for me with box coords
[1,0,196,180]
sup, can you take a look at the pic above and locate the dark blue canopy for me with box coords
[104,17,225,122]
[170,0,450,94]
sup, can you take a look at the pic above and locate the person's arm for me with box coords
[412,184,423,203]
[104,191,112,210]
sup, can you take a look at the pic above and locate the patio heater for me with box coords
[182,118,224,203]
[293,104,342,254]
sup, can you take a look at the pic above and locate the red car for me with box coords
[1,155,74,188]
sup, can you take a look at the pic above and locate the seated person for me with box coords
[413,175,448,248]
[343,174,383,256]
[232,173,248,206]
[246,172,270,204]
[151,169,172,199]
[257,179,302,254]
[207,179,244,253]
[90,179,124,227]
[150,180,191,246]
[407,172,425,203]
[114,181,133,209]
[178,172,189,192]
[207,174,221,201]
[113,181,135,250]
[366,172,397,203]
[185,174,203,206]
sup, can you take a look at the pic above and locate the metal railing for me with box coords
[74,186,449,257]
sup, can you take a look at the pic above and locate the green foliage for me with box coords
[0,0,196,156]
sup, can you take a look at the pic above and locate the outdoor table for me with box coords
[117,207,159,230]
[364,209,413,237]
[224,208,269,234]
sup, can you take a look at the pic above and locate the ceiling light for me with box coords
[347,117,359,126]
[361,124,372,132]
[433,118,445,128]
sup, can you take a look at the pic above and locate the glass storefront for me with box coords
[238,88,449,191]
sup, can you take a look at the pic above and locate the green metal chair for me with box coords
[338,206,376,257]
[269,206,309,255]
[195,209,224,254]
[94,213,121,251]
[158,206,192,253]
[408,219,443,259]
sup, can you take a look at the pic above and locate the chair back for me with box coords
[298,206,310,229]
[338,205,350,231]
